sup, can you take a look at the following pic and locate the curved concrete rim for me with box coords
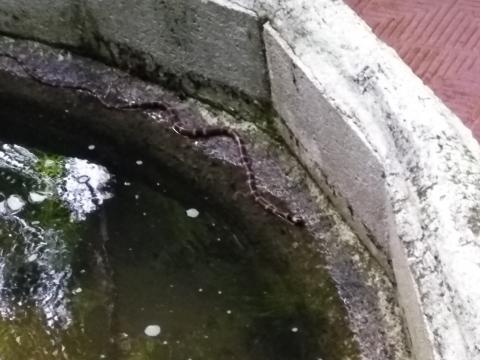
[0,35,409,360]
[1,0,480,359]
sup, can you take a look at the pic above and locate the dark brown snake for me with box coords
[0,52,305,226]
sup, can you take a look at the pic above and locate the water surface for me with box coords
[0,137,359,360]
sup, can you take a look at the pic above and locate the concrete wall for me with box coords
[261,3,480,360]
[0,0,83,46]
[1,0,480,359]
[264,26,391,272]
[0,0,269,107]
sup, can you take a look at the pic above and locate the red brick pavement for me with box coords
[344,0,480,139]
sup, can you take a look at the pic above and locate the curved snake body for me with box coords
[172,123,304,226]
[0,52,305,226]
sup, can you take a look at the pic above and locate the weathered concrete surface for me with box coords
[85,0,268,99]
[0,0,269,107]
[260,2,480,360]
[264,26,391,273]
[0,1,83,46]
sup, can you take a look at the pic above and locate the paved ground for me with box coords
[345,0,480,139]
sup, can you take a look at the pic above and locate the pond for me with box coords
[0,91,360,360]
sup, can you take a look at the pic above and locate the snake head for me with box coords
[291,215,305,226]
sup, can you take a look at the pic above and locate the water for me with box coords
[0,139,360,360]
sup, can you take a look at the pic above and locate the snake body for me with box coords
[172,122,304,226]
[0,52,305,226]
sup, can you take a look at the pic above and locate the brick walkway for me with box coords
[344,0,480,139]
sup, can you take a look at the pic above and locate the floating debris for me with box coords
[28,191,48,203]
[6,194,26,214]
[75,175,90,184]
[87,145,95,150]
[27,254,38,262]
[72,288,82,295]
[44,159,55,168]
[144,325,161,337]
[186,208,199,218]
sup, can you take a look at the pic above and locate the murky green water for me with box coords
[0,138,359,360]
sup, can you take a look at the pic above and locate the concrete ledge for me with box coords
[264,25,391,273]
[261,2,480,360]
[82,0,269,101]
[0,0,269,110]
[0,1,83,46]
[1,0,480,359]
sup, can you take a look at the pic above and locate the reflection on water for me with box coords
[0,142,112,357]
[0,142,359,360]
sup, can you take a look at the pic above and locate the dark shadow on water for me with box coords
[74,166,358,360]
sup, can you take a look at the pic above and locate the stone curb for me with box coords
[1,0,480,359]
[261,3,480,360]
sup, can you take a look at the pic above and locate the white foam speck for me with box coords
[88,145,95,150]
[6,195,25,213]
[28,192,48,204]
[186,208,199,218]
[144,325,161,337]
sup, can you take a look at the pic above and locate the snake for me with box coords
[0,52,305,226]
